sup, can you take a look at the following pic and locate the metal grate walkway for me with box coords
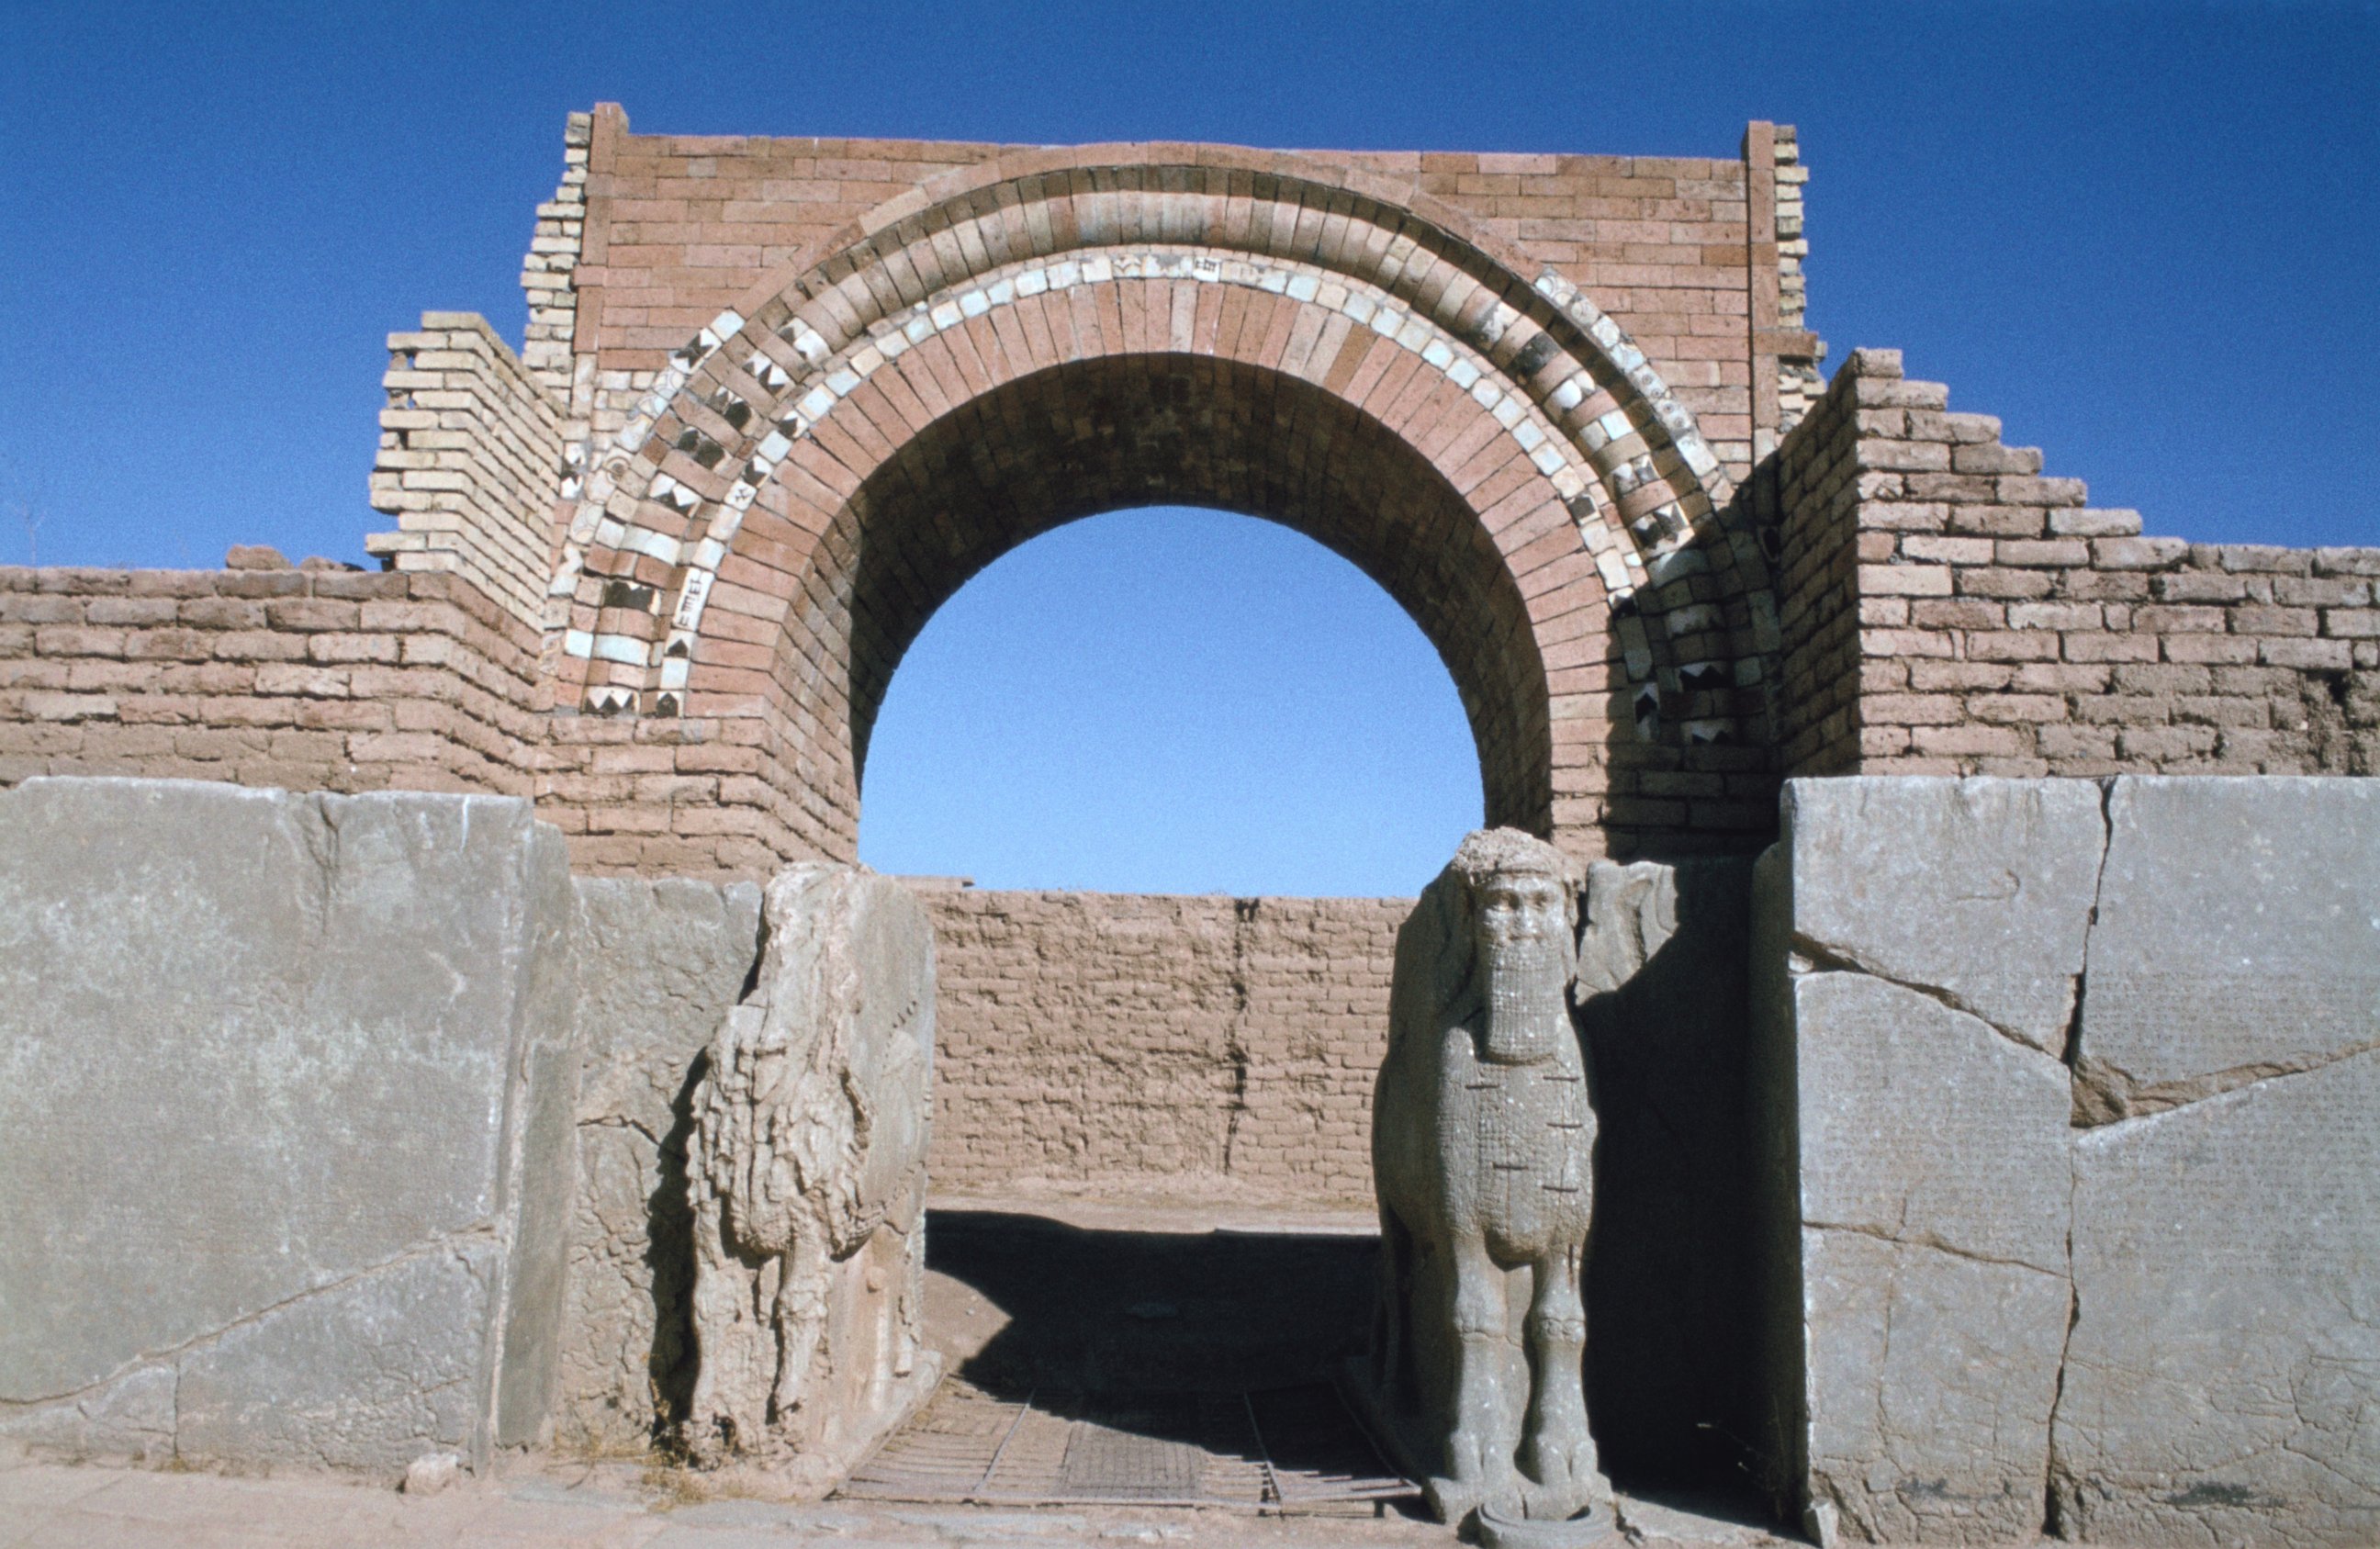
[838,1384,1415,1511]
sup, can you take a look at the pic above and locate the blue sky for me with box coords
[4,2,2374,892]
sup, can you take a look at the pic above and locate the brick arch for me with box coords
[795,353,1557,851]
[547,148,1785,858]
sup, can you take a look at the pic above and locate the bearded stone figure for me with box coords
[1361,828,1609,1536]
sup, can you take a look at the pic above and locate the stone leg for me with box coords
[1518,1240,1600,1520]
[1426,1230,1517,1524]
[1373,1207,1415,1409]
[769,1234,832,1420]
[687,1197,768,1462]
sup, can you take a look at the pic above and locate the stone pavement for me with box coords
[0,1452,1802,1548]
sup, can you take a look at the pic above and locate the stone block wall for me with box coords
[0,780,581,1476]
[365,311,566,633]
[1754,775,2380,1547]
[1774,350,2380,777]
[0,564,540,796]
[918,890,1405,1205]
[559,875,761,1454]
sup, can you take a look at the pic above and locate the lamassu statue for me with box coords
[1361,828,1610,1533]
[682,866,939,1491]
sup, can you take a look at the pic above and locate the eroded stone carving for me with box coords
[682,866,939,1489]
[0,779,580,1476]
[1363,828,1610,1531]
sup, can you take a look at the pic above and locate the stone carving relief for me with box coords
[682,866,940,1490]
[1362,828,1611,1535]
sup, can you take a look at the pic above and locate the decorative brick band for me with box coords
[533,148,1788,859]
[546,153,1757,669]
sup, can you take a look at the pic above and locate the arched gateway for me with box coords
[506,120,1813,867]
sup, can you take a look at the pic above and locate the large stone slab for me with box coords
[2075,775,2380,1108]
[0,777,579,1474]
[1754,779,2091,1545]
[557,875,763,1452]
[1759,774,2380,1547]
[1791,974,2071,1545]
[1779,777,2106,1054]
[2055,1051,2380,1546]
[2054,776,2380,1544]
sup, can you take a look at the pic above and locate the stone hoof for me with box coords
[1474,1499,1613,1548]
[1515,1475,1595,1527]
[1518,1431,1600,1489]
[1424,1473,1492,1527]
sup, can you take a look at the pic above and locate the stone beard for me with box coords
[1480,930,1570,1063]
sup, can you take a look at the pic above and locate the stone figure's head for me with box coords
[1446,828,1582,1064]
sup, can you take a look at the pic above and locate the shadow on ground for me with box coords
[919,1207,1779,1533]
[926,1209,1375,1396]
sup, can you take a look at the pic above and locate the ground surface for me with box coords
[1,1201,1807,1546]
[0,1453,1799,1548]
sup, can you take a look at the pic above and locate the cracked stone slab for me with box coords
[1755,783,2087,1546]
[1802,1228,2071,1547]
[557,876,763,1451]
[1778,777,2106,1055]
[1793,975,2070,1276]
[1775,972,2071,1546]
[0,777,581,1475]
[1757,776,2380,1547]
[2076,776,2380,1106]
[2054,1049,2380,1547]
[177,1241,502,1470]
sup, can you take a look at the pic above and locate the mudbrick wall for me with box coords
[1774,349,2380,777]
[918,889,1406,1205]
[0,560,540,794]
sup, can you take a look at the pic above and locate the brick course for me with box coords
[1773,349,2378,776]
[0,564,541,795]
[920,890,1403,1206]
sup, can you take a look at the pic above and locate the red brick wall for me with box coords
[0,564,540,794]
[575,107,1782,475]
[919,889,1404,1206]
[365,312,567,630]
[1773,350,2380,775]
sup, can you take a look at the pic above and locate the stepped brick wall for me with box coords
[1774,349,2378,777]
